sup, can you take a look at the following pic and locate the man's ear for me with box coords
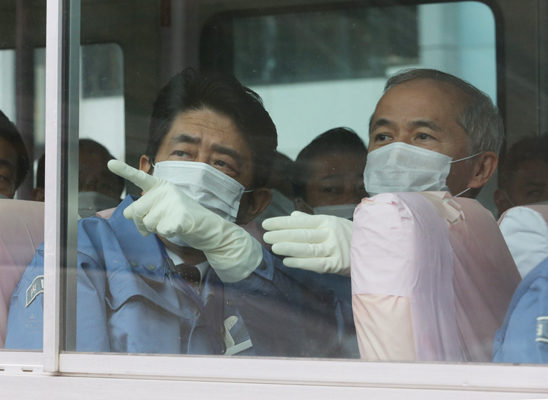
[494,188,513,217]
[239,188,272,225]
[294,197,314,215]
[468,151,498,189]
[139,155,153,173]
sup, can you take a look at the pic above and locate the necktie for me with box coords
[173,263,201,287]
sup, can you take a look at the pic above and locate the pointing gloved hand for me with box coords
[262,211,353,276]
[108,160,263,283]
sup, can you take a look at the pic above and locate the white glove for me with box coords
[108,160,263,283]
[262,211,353,276]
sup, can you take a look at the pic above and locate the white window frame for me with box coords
[0,0,548,398]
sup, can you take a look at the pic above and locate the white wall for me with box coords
[251,78,386,159]
[79,96,126,162]
[0,50,16,122]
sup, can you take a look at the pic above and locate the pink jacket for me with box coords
[351,192,520,362]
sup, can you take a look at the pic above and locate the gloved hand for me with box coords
[262,211,353,276]
[108,160,263,283]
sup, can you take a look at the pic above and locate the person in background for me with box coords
[293,127,367,219]
[495,135,548,278]
[31,153,45,202]
[253,151,295,224]
[78,139,125,217]
[0,110,29,200]
[0,110,38,350]
[31,140,124,212]
[494,134,548,217]
[243,151,296,251]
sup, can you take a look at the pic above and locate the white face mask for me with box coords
[295,197,358,219]
[0,194,9,200]
[153,160,249,222]
[313,204,357,219]
[364,143,480,197]
[152,161,250,246]
[78,191,121,218]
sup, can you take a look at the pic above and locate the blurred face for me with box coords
[79,149,123,200]
[494,160,548,215]
[298,152,367,210]
[0,138,18,199]
[369,79,477,195]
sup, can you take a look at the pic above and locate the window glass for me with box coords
[219,3,498,215]
[0,42,124,350]
[7,0,547,370]
[0,0,45,352]
[78,44,126,215]
[79,44,125,162]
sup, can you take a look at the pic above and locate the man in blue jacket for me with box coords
[5,69,351,357]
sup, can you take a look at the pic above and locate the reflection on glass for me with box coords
[0,110,43,350]
[0,0,45,350]
[0,43,125,350]
[5,0,543,367]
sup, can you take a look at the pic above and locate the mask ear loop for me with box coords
[450,152,485,197]
[453,187,472,197]
[450,152,484,164]
[503,190,516,207]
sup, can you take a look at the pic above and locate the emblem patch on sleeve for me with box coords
[536,316,548,343]
[26,275,44,308]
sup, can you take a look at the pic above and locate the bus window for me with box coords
[3,0,547,383]
[0,0,45,352]
[201,1,498,213]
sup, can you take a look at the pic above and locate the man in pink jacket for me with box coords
[263,69,520,362]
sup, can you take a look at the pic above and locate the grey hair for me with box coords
[383,68,504,156]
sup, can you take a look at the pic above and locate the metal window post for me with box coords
[43,0,80,372]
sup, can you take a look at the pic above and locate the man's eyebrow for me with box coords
[409,120,443,132]
[169,133,201,145]
[370,118,395,132]
[211,144,244,167]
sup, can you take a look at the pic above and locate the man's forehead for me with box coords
[169,110,240,138]
[377,80,467,112]
[370,80,468,130]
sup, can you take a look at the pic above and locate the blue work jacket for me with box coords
[493,256,548,364]
[5,195,356,357]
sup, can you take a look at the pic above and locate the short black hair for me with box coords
[498,134,548,190]
[146,69,278,188]
[0,110,29,190]
[293,127,367,199]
